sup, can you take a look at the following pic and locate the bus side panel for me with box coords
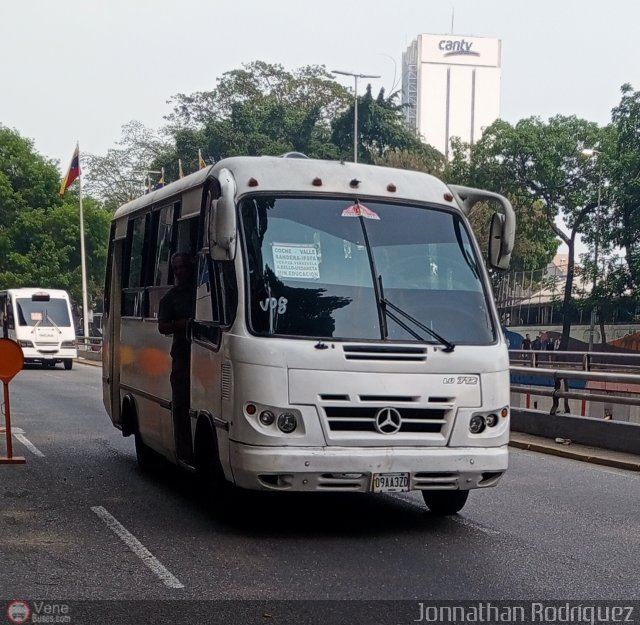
[119,317,174,453]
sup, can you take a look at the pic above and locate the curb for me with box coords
[76,358,102,367]
[509,439,640,472]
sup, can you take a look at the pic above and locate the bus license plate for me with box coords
[372,472,409,493]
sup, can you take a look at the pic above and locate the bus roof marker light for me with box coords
[387,183,397,192]
[444,193,454,202]
[248,177,259,187]
[350,178,360,188]
[312,177,323,186]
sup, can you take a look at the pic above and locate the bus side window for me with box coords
[148,203,176,319]
[123,214,151,318]
[176,215,198,257]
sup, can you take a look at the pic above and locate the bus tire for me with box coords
[422,490,469,516]
[134,429,158,472]
[123,395,158,472]
[194,422,228,506]
[64,359,73,370]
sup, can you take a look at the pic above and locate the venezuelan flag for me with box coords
[59,144,81,196]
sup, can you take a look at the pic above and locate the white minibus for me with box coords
[0,288,77,369]
[102,155,515,515]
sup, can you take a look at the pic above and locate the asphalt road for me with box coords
[1,362,639,623]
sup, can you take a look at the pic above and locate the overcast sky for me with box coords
[1,0,635,173]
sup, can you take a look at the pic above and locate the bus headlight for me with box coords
[485,413,499,428]
[259,410,275,426]
[61,340,76,347]
[18,340,33,348]
[469,414,486,434]
[277,412,297,433]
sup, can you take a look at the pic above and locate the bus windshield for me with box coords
[240,196,496,344]
[16,298,72,327]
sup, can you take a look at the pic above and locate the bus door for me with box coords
[190,252,227,463]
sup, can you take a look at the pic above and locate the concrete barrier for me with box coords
[511,408,640,455]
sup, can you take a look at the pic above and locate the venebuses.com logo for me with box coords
[5,600,71,624]
[6,601,30,624]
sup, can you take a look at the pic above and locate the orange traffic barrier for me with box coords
[0,338,26,464]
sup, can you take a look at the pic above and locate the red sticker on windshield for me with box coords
[341,202,380,220]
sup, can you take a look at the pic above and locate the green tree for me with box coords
[163,61,349,164]
[445,136,559,274]
[0,196,111,309]
[0,125,61,227]
[83,121,171,210]
[331,85,431,164]
[461,116,604,348]
[609,83,640,292]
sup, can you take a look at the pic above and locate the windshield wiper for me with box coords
[378,276,455,352]
[45,311,63,334]
[32,310,62,334]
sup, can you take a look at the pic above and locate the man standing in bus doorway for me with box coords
[158,252,196,465]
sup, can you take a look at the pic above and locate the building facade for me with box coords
[402,33,501,158]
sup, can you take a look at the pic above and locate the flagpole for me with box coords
[78,148,90,342]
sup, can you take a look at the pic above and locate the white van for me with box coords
[0,288,77,369]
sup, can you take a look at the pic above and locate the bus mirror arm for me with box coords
[210,168,238,262]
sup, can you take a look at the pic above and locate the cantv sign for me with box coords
[438,39,480,57]
[417,34,500,66]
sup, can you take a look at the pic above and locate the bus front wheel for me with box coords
[195,425,228,506]
[64,359,73,370]
[422,490,469,515]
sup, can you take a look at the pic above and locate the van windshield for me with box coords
[240,196,496,344]
[16,298,72,327]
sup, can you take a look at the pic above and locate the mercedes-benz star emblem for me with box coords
[374,407,402,434]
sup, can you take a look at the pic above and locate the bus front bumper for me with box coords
[228,442,508,492]
[23,348,77,363]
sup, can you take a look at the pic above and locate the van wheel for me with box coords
[195,426,228,507]
[64,359,73,370]
[422,490,469,515]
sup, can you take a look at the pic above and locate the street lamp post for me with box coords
[332,69,380,163]
[581,148,602,352]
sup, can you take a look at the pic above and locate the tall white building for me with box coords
[402,33,501,158]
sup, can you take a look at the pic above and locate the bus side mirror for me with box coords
[488,212,512,270]
[448,184,516,272]
[210,168,237,261]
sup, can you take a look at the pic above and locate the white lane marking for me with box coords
[10,428,44,456]
[91,506,184,589]
[454,517,501,536]
[13,432,45,457]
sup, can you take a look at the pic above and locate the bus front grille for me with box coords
[324,406,447,434]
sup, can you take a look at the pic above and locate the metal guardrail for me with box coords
[76,336,102,357]
[509,349,640,416]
